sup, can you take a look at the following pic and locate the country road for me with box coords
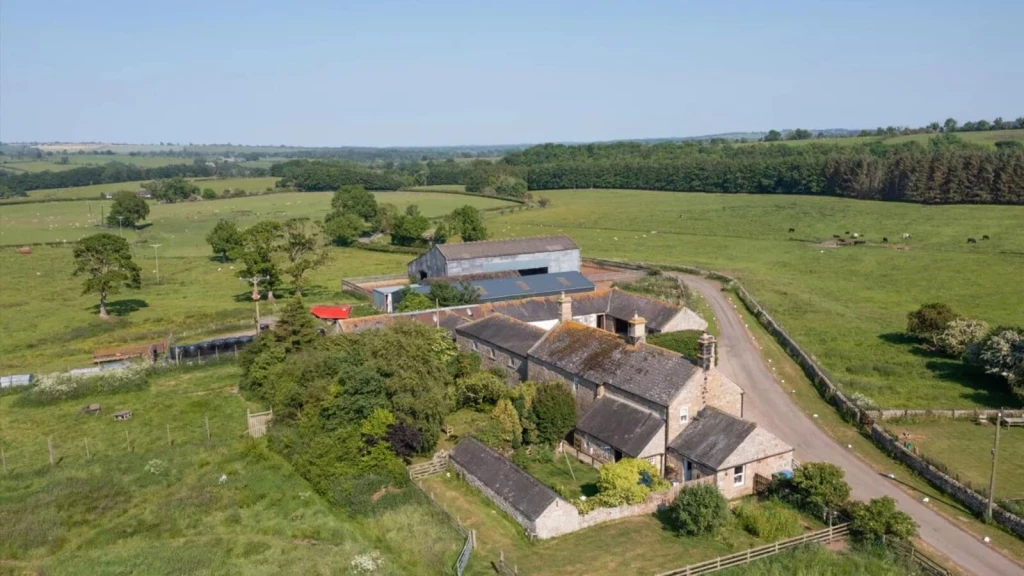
[675,273,1022,576]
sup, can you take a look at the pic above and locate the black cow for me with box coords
[982,235,990,240]
[967,238,977,244]
[788,228,795,233]
[832,234,841,239]
[882,237,889,243]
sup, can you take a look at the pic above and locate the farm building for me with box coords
[454,314,548,385]
[667,406,794,498]
[380,271,596,312]
[309,305,352,333]
[0,374,33,389]
[450,437,580,539]
[407,235,580,280]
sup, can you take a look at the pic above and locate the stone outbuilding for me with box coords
[666,406,794,499]
[408,235,580,280]
[450,437,580,539]
[454,314,547,385]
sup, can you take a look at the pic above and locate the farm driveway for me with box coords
[676,273,1022,576]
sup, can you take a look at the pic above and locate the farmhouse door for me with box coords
[684,460,693,482]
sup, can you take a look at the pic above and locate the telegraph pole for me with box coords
[240,275,270,326]
[118,216,124,237]
[987,409,1002,521]
[150,244,162,283]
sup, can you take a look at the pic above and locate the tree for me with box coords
[396,290,433,312]
[432,221,450,244]
[72,233,142,319]
[331,184,378,221]
[669,483,728,536]
[201,187,216,200]
[943,118,958,133]
[492,398,522,447]
[106,190,150,228]
[532,382,576,445]
[456,372,507,410]
[323,211,364,246]
[936,318,989,358]
[205,219,243,262]
[427,280,479,306]
[449,205,488,242]
[373,202,398,234]
[385,422,423,461]
[595,458,666,505]
[764,130,782,142]
[238,220,283,289]
[906,303,959,343]
[791,462,851,517]
[150,177,199,203]
[967,327,1024,393]
[846,496,917,542]
[273,296,319,352]
[281,217,331,295]
[786,128,813,141]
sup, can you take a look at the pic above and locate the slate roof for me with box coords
[576,397,665,457]
[435,235,579,261]
[606,290,684,332]
[455,314,547,356]
[450,437,561,521]
[667,406,757,470]
[413,272,595,304]
[529,322,699,406]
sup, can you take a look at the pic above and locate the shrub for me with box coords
[595,458,667,506]
[845,496,917,542]
[454,372,507,410]
[936,318,989,358]
[492,398,522,448]
[790,462,851,518]
[532,382,576,445]
[18,363,150,406]
[732,499,802,540]
[906,303,958,342]
[669,483,728,536]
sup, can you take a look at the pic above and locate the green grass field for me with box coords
[488,190,1024,409]
[0,177,281,204]
[741,129,1024,149]
[0,363,463,575]
[884,420,1024,501]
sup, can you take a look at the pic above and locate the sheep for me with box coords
[902,233,912,240]
[967,237,977,244]
[852,232,860,239]
[982,235,990,240]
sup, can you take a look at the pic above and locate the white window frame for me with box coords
[572,378,579,393]
[679,405,689,424]
[733,465,745,486]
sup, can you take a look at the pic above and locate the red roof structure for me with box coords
[310,305,352,320]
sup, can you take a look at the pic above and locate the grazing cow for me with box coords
[902,233,912,240]
[882,237,889,243]
[845,231,850,235]
[982,235,990,240]
[967,238,977,244]
[788,228,795,233]
[833,234,841,239]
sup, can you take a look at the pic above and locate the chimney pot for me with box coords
[558,292,573,323]
[628,313,646,345]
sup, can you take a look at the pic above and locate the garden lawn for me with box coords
[521,454,600,500]
[0,364,463,575]
[489,190,1024,409]
[884,420,1024,501]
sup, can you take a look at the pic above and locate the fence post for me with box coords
[125,430,131,452]
[166,424,172,447]
[85,438,90,460]
[48,437,54,465]
[205,414,211,440]
[1,447,6,474]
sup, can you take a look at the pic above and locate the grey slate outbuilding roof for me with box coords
[529,322,699,406]
[455,314,547,356]
[606,290,683,332]
[435,235,579,261]
[668,406,757,469]
[576,397,665,457]
[412,272,595,304]
[450,437,560,521]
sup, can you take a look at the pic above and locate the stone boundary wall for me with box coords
[868,408,1024,421]
[580,257,1024,539]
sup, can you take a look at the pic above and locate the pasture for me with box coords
[0,363,463,574]
[751,128,1024,149]
[0,176,281,204]
[488,190,1024,409]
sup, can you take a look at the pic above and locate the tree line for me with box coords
[0,159,267,196]
[502,137,1024,205]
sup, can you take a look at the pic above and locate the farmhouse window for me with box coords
[679,406,688,424]
[572,378,579,392]
[733,465,745,486]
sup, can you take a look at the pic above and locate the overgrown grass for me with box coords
[732,498,805,540]
[519,451,600,501]
[716,542,926,575]
[0,364,463,575]
[489,190,1024,409]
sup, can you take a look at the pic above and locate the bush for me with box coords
[845,496,917,542]
[454,372,507,410]
[532,382,576,445]
[201,188,216,200]
[595,458,667,506]
[906,303,958,342]
[790,462,851,518]
[17,363,150,406]
[732,499,802,540]
[669,483,728,536]
[936,318,989,357]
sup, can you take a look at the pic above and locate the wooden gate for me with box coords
[247,408,273,438]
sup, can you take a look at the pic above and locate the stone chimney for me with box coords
[697,331,716,371]
[627,313,646,346]
[597,383,606,398]
[558,292,573,323]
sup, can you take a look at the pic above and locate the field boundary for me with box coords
[580,257,1024,540]
[867,408,1024,421]
[397,186,528,205]
[408,452,475,576]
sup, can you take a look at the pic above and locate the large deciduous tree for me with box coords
[205,219,243,262]
[72,233,142,319]
[331,184,378,221]
[532,382,576,445]
[449,205,488,242]
[323,211,364,246]
[390,205,430,246]
[238,220,283,289]
[281,217,332,295]
[906,303,959,343]
[106,190,150,228]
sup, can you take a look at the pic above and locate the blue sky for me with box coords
[1,0,1020,146]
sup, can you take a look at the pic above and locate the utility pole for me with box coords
[117,216,124,238]
[987,409,1002,521]
[150,244,162,283]
[240,275,270,326]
